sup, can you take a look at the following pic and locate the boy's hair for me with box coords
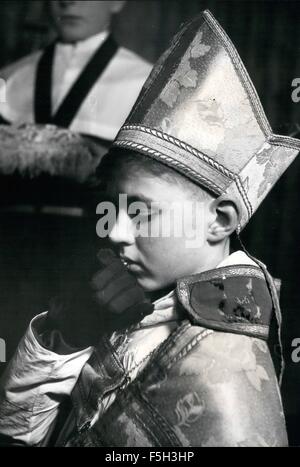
[98,149,216,203]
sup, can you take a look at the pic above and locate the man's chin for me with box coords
[58,28,88,44]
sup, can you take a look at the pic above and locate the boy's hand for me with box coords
[90,249,154,332]
[46,249,154,348]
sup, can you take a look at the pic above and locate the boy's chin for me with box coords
[136,276,174,294]
[135,276,158,291]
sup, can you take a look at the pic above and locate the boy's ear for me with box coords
[207,196,239,243]
[110,1,126,14]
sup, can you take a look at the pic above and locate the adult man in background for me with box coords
[0,1,151,373]
[0,0,151,153]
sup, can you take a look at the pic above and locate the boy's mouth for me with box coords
[120,256,143,274]
[120,257,129,268]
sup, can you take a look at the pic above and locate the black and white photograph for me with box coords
[0,0,300,449]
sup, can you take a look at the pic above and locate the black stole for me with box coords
[34,35,119,128]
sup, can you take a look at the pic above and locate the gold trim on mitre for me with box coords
[112,10,300,230]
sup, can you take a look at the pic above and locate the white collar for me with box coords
[217,250,257,268]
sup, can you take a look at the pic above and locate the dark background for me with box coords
[0,0,300,445]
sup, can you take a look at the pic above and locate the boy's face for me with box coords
[104,166,214,292]
[50,1,123,43]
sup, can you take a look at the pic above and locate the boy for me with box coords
[0,10,299,447]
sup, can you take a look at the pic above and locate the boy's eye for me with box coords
[128,209,153,221]
[103,194,120,214]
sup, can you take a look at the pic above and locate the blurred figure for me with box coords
[0,1,152,152]
[0,2,152,365]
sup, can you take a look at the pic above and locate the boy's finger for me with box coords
[93,272,137,306]
[91,261,126,289]
[96,248,118,267]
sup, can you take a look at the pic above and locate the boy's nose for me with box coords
[109,210,135,246]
